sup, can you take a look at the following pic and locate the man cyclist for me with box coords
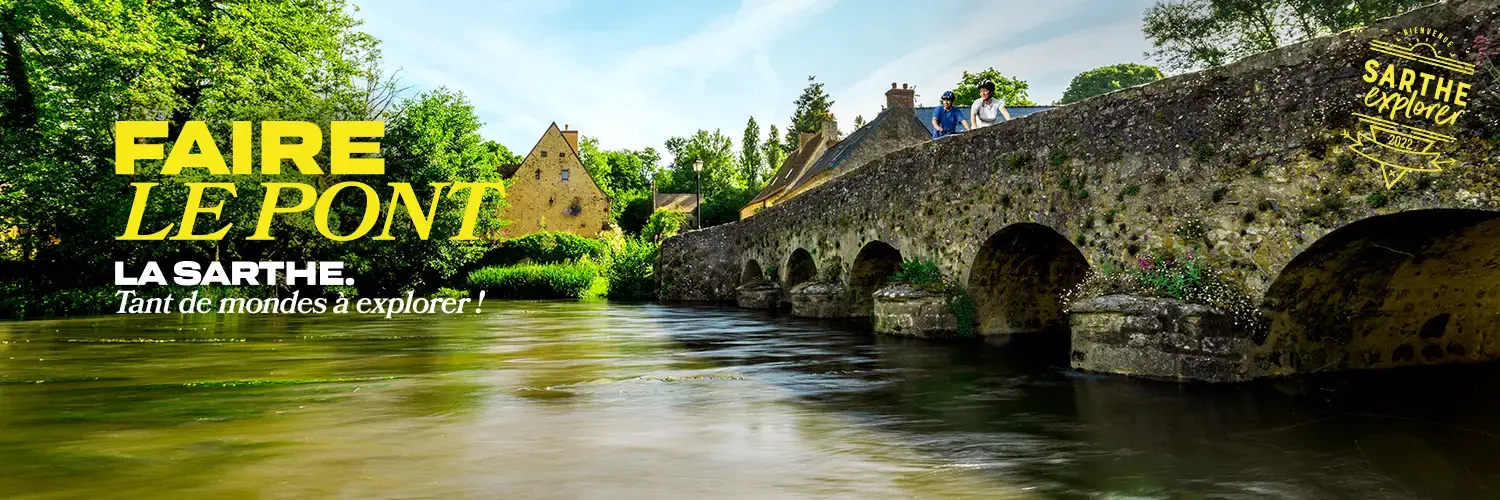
[931,90,968,138]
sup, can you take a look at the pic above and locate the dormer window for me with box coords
[561,169,570,181]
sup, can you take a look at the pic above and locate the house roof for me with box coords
[498,163,522,179]
[512,122,611,204]
[654,193,698,212]
[744,132,837,207]
[914,105,1054,137]
[794,107,892,185]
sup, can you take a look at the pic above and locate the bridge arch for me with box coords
[740,259,764,286]
[967,223,1090,335]
[849,240,903,318]
[785,248,818,289]
[1256,209,1500,375]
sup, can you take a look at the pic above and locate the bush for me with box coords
[468,262,600,299]
[642,210,687,242]
[606,237,659,300]
[888,258,943,289]
[482,232,610,268]
[1062,253,1259,330]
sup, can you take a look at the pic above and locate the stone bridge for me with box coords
[658,0,1500,382]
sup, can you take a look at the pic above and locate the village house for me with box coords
[651,183,699,228]
[740,83,934,220]
[496,123,612,238]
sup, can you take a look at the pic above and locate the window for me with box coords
[541,151,548,158]
[560,169,570,181]
[559,152,566,158]
[534,169,541,180]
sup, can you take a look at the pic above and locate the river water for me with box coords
[1,301,1497,499]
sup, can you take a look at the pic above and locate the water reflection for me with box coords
[0,301,1496,499]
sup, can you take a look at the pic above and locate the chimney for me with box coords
[559,123,579,154]
[885,82,915,110]
[821,114,841,141]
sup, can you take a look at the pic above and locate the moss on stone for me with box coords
[1050,149,1070,168]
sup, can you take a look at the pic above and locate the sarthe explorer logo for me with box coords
[1345,26,1475,189]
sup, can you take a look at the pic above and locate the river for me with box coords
[1,301,1496,499]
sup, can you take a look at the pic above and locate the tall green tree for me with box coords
[1058,63,1165,104]
[661,130,740,198]
[1143,0,1429,71]
[764,126,785,174]
[952,68,1036,106]
[786,75,834,154]
[740,117,764,189]
[661,129,750,227]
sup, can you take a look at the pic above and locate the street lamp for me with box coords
[692,158,704,230]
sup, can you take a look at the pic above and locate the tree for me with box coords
[952,68,1037,106]
[740,117,764,189]
[1058,63,1165,104]
[789,76,834,135]
[577,135,615,194]
[0,0,377,288]
[661,130,740,199]
[1143,0,1429,71]
[576,136,661,231]
[660,129,749,228]
[764,126,785,174]
[0,0,527,315]
[853,115,866,129]
[484,140,523,167]
[353,88,506,294]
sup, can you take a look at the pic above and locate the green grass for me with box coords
[888,258,943,289]
[468,262,601,299]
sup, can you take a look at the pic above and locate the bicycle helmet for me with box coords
[978,79,996,93]
[941,90,956,101]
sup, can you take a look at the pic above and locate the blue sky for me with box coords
[354,0,1162,154]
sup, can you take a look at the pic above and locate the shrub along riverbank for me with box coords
[464,211,684,301]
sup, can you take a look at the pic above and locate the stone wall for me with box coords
[658,0,1500,377]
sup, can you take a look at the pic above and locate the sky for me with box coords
[354,0,1162,155]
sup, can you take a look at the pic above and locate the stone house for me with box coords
[740,83,933,219]
[496,123,612,238]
